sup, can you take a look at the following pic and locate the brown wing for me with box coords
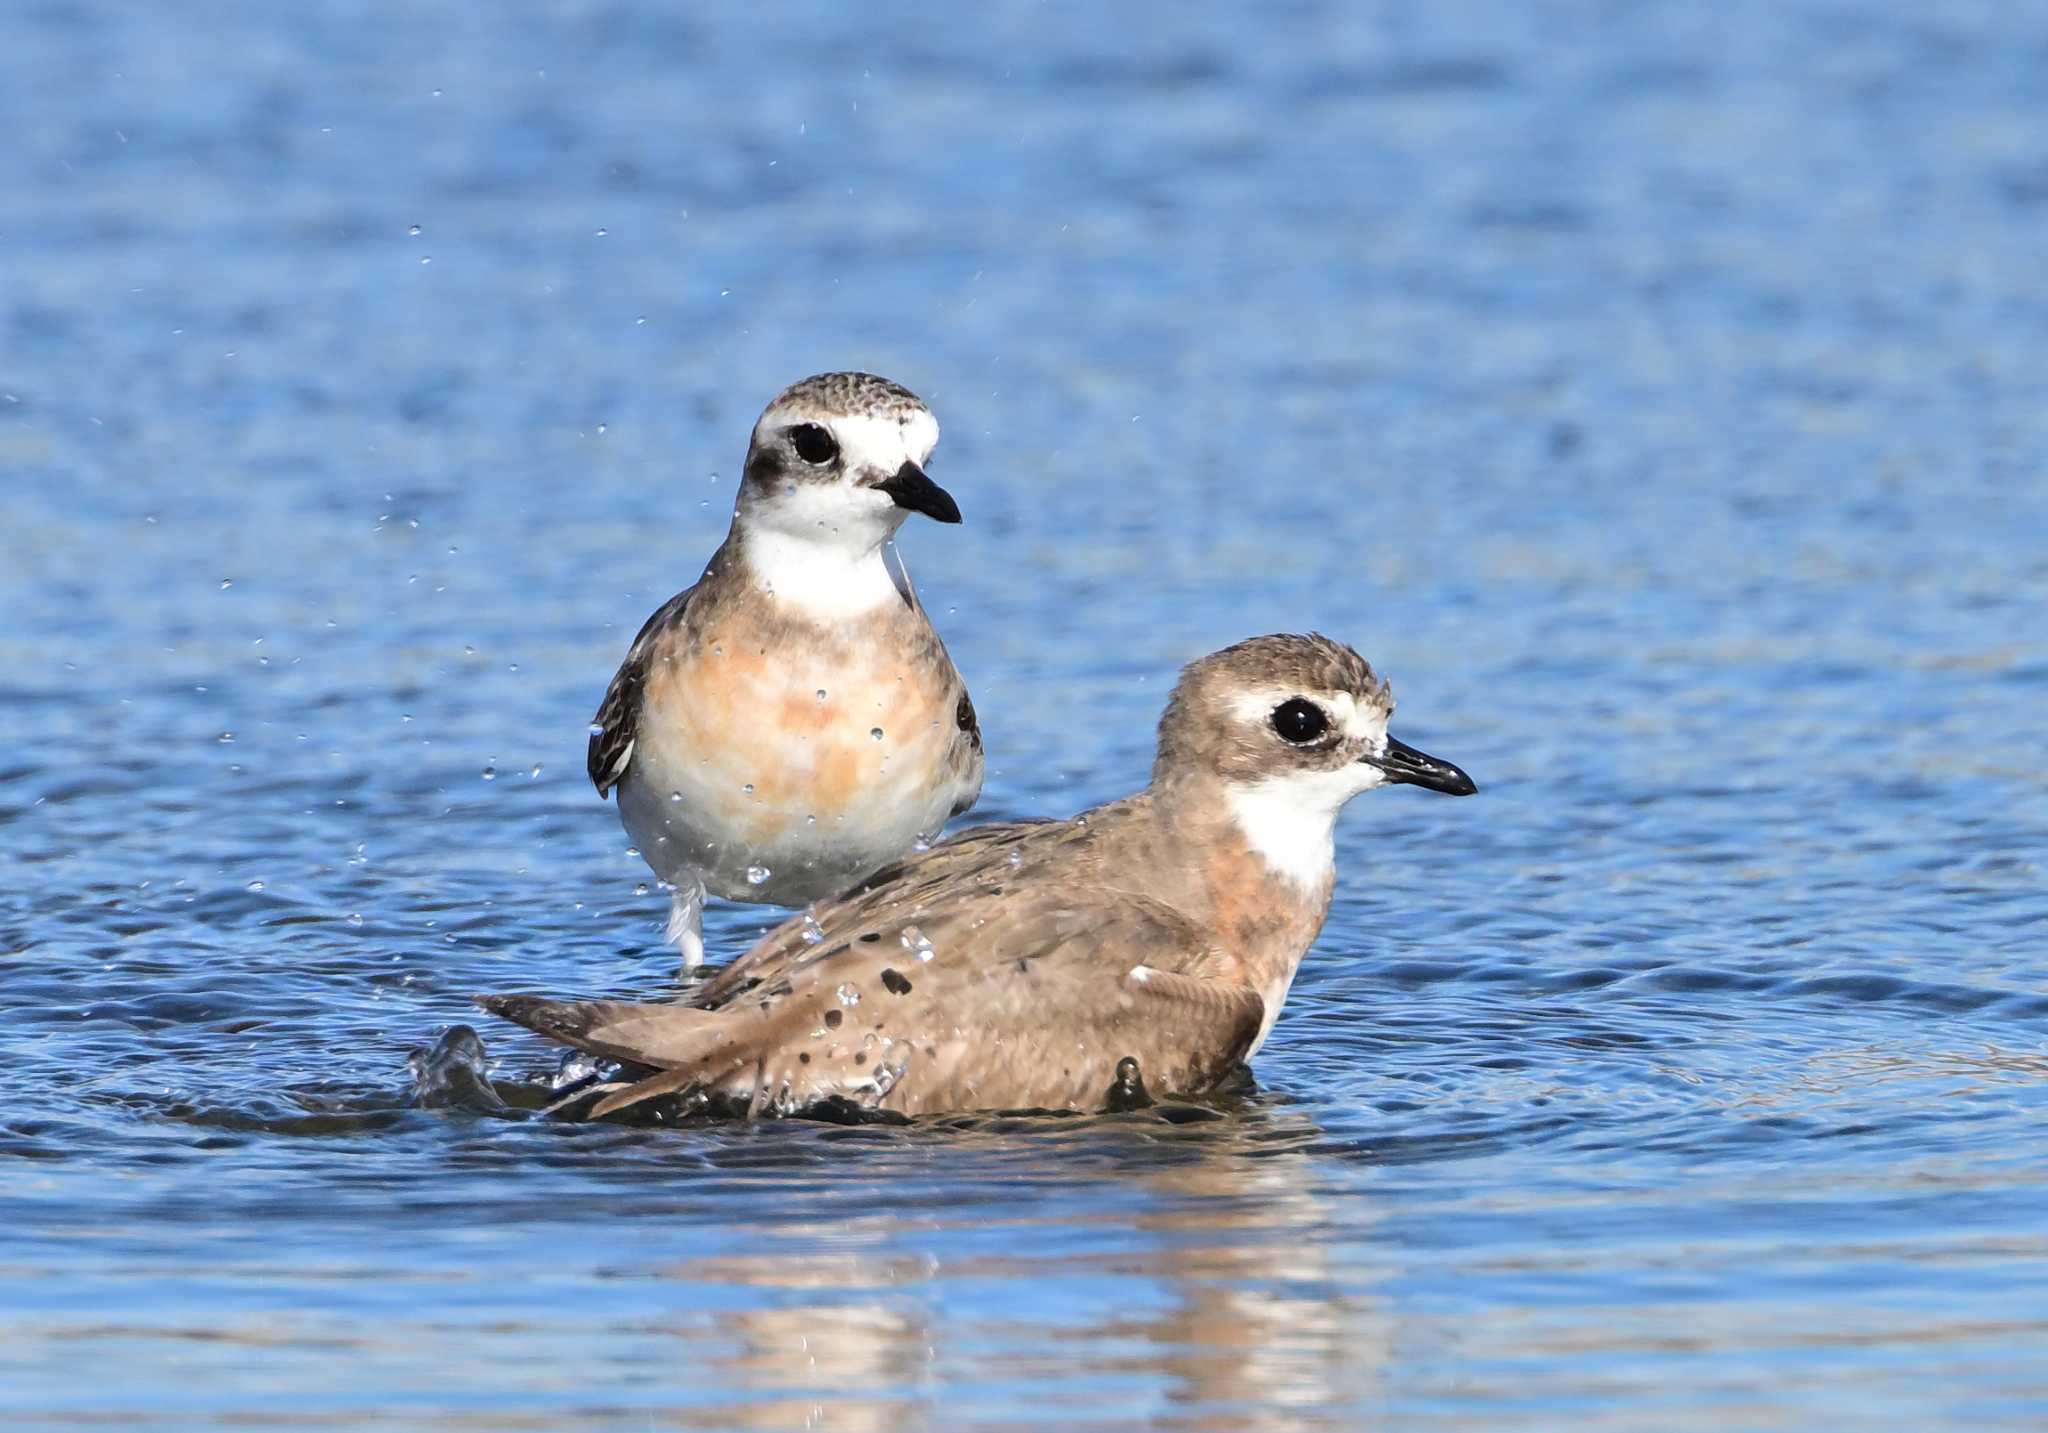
[691,816,1077,1008]
[477,789,1270,1116]
[673,808,1263,1113]
[587,584,695,797]
[1120,965,1265,1055]
[478,878,1262,1117]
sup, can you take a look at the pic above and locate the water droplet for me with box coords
[836,982,861,1007]
[1008,848,1025,869]
[872,1059,905,1097]
[407,224,421,236]
[346,912,364,926]
[634,315,646,325]
[551,1049,610,1091]
[815,689,828,703]
[669,790,684,803]
[218,578,233,590]
[480,765,496,780]
[800,912,825,945]
[741,782,754,796]
[746,864,772,886]
[870,727,884,742]
[419,255,432,265]
[634,883,649,896]
[216,731,234,743]
[594,227,608,237]
[529,764,542,778]
[246,880,264,892]
[901,925,935,962]
[912,832,933,854]
[588,722,605,737]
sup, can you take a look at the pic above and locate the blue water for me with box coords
[5,2,2048,1427]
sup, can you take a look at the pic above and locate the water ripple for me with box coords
[5,0,2048,1427]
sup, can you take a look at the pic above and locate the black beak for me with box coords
[875,461,961,524]
[1366,734,1477,796]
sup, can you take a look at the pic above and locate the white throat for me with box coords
[734,517,909,620]
[1225,778,1342,891]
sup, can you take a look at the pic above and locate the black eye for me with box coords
[1271,698,1328,744]
[789,423,838,465]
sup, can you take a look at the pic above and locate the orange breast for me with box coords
[1202,839,1330,977]
[639,621,957,846]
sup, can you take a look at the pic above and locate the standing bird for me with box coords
[494,634,1475,1116]
[587,373,984,970]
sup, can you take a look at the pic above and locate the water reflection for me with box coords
[620,1112,1390,1430]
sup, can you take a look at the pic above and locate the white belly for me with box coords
[1243,965,1301,1061]
[617,748,959,905]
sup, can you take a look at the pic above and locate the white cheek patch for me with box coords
[743,479,902,554]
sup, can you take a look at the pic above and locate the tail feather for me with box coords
[474,992,738,1071]
[589,1067,709,1119]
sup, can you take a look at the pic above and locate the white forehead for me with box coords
[1227,686,1390,744]
[753,405,938,472]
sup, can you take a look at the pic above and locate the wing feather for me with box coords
[586,584,695,797]
[477,796,1269,1115]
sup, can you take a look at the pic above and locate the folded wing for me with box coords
[587,584,696,798]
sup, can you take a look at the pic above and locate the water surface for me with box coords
[4,2,2047,1428]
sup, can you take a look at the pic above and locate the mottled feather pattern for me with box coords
[773,370,927,420]
[484,805,1270,1117]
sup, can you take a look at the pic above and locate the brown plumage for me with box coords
[487,634,1476,1119]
